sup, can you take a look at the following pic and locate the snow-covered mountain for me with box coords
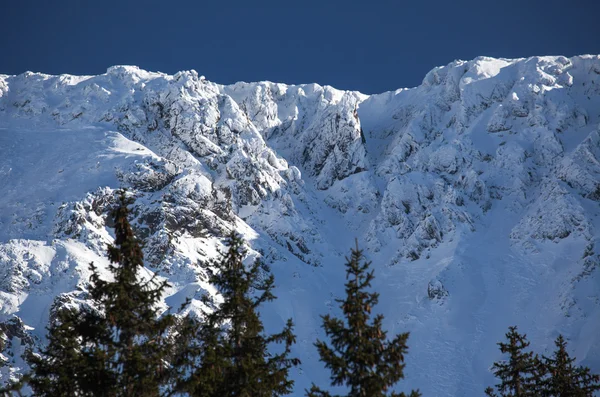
[1,55,600,396]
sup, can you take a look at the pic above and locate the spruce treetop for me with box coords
[19,190,175,397]
[177,231,299,397]
[486,326,544,397]
[307,241,420,397]
[541,335,600,397]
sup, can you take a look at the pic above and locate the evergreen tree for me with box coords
[540,335,600,397]
[307,241,420,397]
[23,190,175,396]
[177,231,299,397]
[485,326,544,397]
[19,306,90,396]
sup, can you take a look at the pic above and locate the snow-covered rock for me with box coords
[1,55,600,396]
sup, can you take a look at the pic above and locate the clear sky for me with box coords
[2,0,598,94]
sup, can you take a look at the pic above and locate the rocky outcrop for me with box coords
[1,55,600,396]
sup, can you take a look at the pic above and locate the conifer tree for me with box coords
[177,231,299,397]
[485,326,544,397]
[307,241,420,397]
[20,306,91,396]
[23,190,175,396]
[540,335,600,397]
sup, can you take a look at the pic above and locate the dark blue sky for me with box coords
[2,0,598,94]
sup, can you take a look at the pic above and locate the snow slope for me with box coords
[1,55,600,395]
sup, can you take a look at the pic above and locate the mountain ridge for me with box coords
[0,54,599,396]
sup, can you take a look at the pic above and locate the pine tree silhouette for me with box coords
[485,326,544,397]
[540,335,600,397]
[21,306,90,396]
[23,190,175,396]
[307,241,420,397]
[177,231,299,397]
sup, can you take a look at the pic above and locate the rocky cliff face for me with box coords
[1,55,599,396]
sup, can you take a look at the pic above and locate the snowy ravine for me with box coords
[1,55,600,396]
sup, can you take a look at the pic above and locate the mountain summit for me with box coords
[1,55,599,396]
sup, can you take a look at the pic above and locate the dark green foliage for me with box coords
[540,335,600,397]
[486,328,600,397]
[22,307,91,396]
[307,241,420,397]
[176,231,299,397]
[485,326,543,397]
[22,191,175,396]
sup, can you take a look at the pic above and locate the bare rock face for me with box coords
[1,55,600,396]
